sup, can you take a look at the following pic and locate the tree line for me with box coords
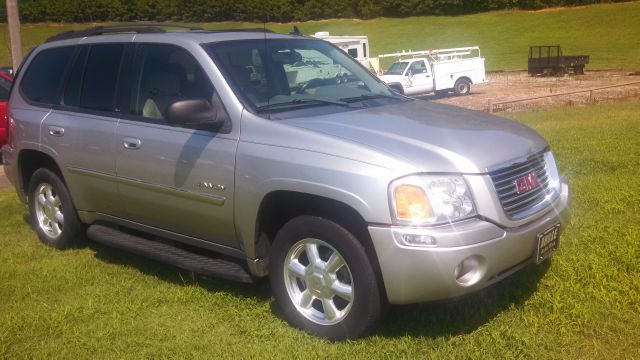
[0,0,625,23]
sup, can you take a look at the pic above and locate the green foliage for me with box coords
[1,2,639,71]
[0,0,632,22]
[1,100,639,357]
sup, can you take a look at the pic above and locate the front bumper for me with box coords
[369,178,570,304]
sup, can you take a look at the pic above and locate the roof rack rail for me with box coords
[193,28,274,34]
[46,23,204,43]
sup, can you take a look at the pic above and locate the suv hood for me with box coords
[279,100,548,173]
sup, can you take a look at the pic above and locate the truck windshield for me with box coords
[204,38,402,113]
[385,61,408,75]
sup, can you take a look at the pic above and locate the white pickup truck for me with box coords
[377,47,487,96]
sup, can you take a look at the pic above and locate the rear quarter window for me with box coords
[20,46,75,105]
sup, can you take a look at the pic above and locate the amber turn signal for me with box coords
[394,184,432,221]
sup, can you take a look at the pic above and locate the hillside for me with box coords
[0,2,638,71]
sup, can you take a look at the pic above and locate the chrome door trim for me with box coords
[67,167,226,206]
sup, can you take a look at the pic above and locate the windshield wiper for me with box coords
[339,94,402,103]
[257,99,353,111]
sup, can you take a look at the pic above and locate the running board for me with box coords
[87,224,254,283]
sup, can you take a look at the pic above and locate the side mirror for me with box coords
[406,70,413,78]
[165,99,221,126]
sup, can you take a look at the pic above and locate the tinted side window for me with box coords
[131,44,213,120]
[0,76,11,100]
[81,44,124,111]
[62,46,89,107]
[21,46,75,104]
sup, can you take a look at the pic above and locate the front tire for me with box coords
[28,168,83,249]
[269,216,382,340]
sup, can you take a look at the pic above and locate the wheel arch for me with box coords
[17,149,65,201]
[253,190,388,301]
[455,76,473,85]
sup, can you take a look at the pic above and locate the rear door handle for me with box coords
[48,126,65,137]
[123,137,142,150]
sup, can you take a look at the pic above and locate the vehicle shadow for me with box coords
[88,241,272,302]
[376,261,551,338]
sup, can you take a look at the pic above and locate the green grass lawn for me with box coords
[0,2,639,71]
[1,100,639,358]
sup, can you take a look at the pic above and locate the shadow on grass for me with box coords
[63,211,550,340]
[88,241,272,302]
[376,261,550,338]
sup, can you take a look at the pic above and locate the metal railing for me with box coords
[488,80,640,113]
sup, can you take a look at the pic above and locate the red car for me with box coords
[0,71,12,149]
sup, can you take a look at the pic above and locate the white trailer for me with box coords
[376,47,487,96]
[312,32,370,68]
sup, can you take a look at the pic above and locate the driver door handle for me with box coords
[123,137,142,150]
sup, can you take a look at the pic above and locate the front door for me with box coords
[114,44,239,248]
[403,60,434,95]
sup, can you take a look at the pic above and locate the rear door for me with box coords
[114,43,239,248]
[25,44,124,215]
[404,60,433,95]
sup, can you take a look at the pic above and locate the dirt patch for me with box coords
[421,70,640,112]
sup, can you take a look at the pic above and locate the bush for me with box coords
[0,0,629,23]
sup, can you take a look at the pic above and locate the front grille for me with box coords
[489,152,551,219]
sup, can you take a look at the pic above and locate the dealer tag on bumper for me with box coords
[536,223,560,263]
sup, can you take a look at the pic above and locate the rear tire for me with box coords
[453,78,471,96]
[28,168,83,249]
[269,216,382,340]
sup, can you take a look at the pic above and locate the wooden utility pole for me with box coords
[6,0,22,71]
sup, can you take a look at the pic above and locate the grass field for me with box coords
[0,2,639,71]
[1,100,639,358]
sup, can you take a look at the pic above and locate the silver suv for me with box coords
[1,25,570,340]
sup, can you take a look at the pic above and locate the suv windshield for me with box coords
[205,39,403,114]
[385,61,408,75]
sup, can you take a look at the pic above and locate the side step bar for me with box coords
[87,224,254,283]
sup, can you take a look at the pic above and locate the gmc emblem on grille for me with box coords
[514,172,540,194]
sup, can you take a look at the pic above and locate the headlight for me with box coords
[389,175,476,226]
[544,151,561,195]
